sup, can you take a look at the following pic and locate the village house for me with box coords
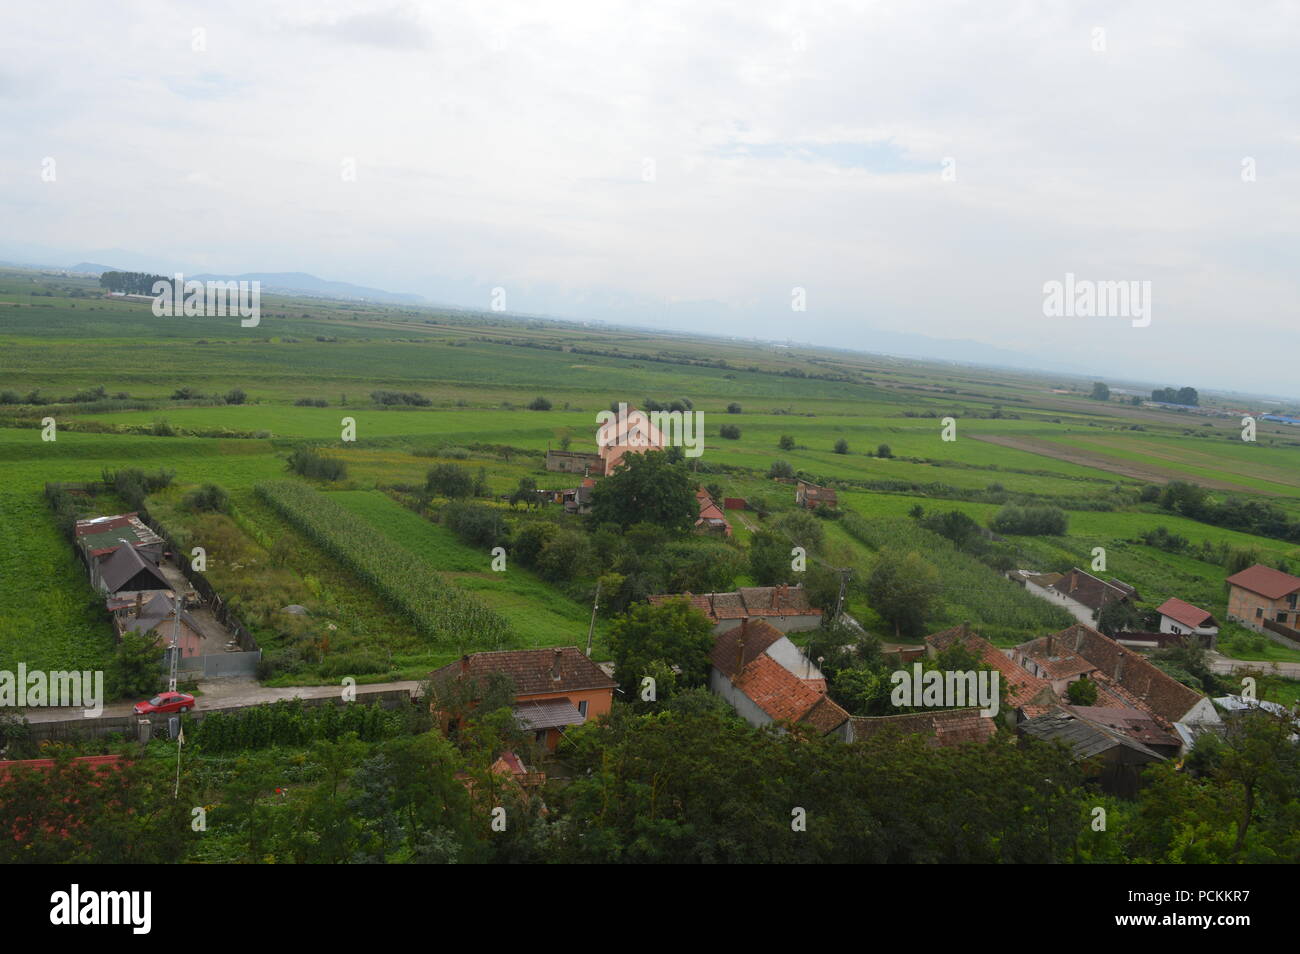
[695,488,732,536]
[1224,564,1300,638]
[597,405,667,476]
[1154,597,1219,647]
[847,708,997,747]
[708,619,851,738]
[87,538,172,597]
[1018,706,1169,798]
[649,584,822,634]
[74,513,163,564]
[111,592,207,658]
[561,478,596,515]
[428,647,617,752]
[925,624,1058,725]
[544,449,603,476]
[1014,624,1221,749]
[1009,567,1138,626]
[795,480,837,510]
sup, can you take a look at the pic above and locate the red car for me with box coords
[133,691,195,715]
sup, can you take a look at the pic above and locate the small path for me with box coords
[1206,652,1300,678]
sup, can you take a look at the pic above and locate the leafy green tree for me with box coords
[607,598,714,697]
[768,459,795,479]
[426,463,474,498]
[772,508,824,553]
[589,450,695,532]
[111,632,165,697]
[1067,677,1098,705]
[749,529,795,585]
[1090,382,1110,401]
[864,550,940,638]
[876,443,892,458]
[1095,600,1140,637]
[834,438,849,454]
[778,435,795,450]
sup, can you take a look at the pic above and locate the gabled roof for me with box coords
[1059,705,1180,750]
[1225,564,1300,600]
[1020,707,1166,762]
[649,585,821,623]
[925,625,1056,710]
[1047,623,1208,726]
[74,513,162,555]
[1155,597,1217,629]
[1015,634,1097,681]
[710,619,786,680]
[1050,568,1137,612]
[430,647,617,699]
[729,654,850,731]
[96,543,171,594]
[850,708,997,747]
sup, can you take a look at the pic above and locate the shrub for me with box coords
[426,463,474,498]
[990,504,1068,536]
[527,396,553,411]
[720,424,741,439]
[287,446,347,481]
[442,502,509,548]
[768,460,795,479]
[834,438,849,454]
[184,483,230,513]
[779,435,795,451]
[726,403,742,414]
[370,389,431,406]
[294,397,329,407]
[876,443,892,458]
[224,388,247,405]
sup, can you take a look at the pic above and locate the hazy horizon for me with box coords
[4,1,1296,395]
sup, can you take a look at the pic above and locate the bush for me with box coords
[768,460,795,479]
[224,388,247,405]
[834,438,849,454]
[294,397,329,407]
[370,389,431,406]
[778,435,795,451]
[876,443,892,458]
[720,424,741,439]
[989,504,1068,536]
[726,403,742,414]
[287,446,347,481]
[442,502,509,548]
[527,396,553,411]
[184,483,230,513]
[426,463,474,498]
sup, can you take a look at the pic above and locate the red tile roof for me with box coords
[430,647,617,699]
[709,619,786,679]
[1225,564,1300,600]
[649,585,821,623]
[1047,624,1207,725]
[1155,597,1216,629]
[850,708,997,747]
[925,625,1056,710]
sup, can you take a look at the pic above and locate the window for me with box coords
[535,729,548,743]
[1289,594,1297,610]
[1279,612,1289,623]
[1256,607,1264,618]
[577,700,588,719]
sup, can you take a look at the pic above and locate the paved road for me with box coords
[18,678,423,723]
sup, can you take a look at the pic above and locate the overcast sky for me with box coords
[3,1,1298,396]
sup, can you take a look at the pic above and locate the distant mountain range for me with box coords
[57,263,426,305]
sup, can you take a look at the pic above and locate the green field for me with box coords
[5,266,1300,685]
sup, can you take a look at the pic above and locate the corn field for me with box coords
[255,480,511,649]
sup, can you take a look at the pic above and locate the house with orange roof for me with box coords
[708,619,850,738]
[695,488,732,536]
[924,624,1058,725]
[1155,597,1219,646]
[596,404,667,476]
[648,584,822,634]
[848,708,997,747]
[1225,564,1300,638]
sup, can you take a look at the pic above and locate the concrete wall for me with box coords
[709,667,772,729]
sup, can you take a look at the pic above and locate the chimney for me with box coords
[1074,627,1085,652]
[551,648,563,681]
[736,636,746,675]
[1115,651,1126,682]
[460,654,470,676]
[135,591,143,617]
[1045,634,1054,656]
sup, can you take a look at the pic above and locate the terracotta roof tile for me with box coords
[1225,564,1300,600]
[1155,597,1216,629]
[430,647,616,698]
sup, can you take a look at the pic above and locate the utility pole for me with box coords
[835,568,850,621]
[585,578,602,657]
[167,590,181,692]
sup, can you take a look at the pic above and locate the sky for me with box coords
[2,1,1298,396]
